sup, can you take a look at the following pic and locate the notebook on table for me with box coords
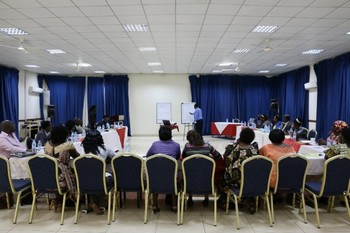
[11,151,36,158]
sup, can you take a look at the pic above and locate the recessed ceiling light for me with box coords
[77,63,92,67]
[148,62,161,66]
[219,62,237,67]
[302,49,324,55]
[123,24,149,32]
[49,71,59,74]
[139,47,156,52]
[25,65,39,68]
[0,27,28,35]
[346,32,350,35]
[259,70,270,73]
[252,25,278,33]
[222,69,236,72]
[46,49,66,54]
[212,70,222,73]
[94,71,105,74]
[232,48,251,53]
[275,63,288,67]
[152,70,164,73]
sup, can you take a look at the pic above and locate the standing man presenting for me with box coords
[191,103,203,137]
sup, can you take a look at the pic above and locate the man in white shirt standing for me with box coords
[0,120,26,158]
[191,103,203,137]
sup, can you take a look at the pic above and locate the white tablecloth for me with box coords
[73,127,128,154]
[236,126,271,148]
[298,145,326,175]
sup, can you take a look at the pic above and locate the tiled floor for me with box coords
[1,135,349,233]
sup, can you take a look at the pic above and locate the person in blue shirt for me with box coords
[191,103,203,136]
[272,114,282,129]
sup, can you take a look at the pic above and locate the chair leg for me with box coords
[265,195,273,227]
[177,192,180,225]
[301,192,307,224]
[214,192,217,226]
[107,192,112,225]
[112,191,117,222]
[144,191,148,224]
[29,192,37,224]
[344,194,350,221]
[292,193,296,208]
[60,193,66,225]
[270,193,275,224]
[74,193,80,224]
[5,193,10,209]
[225,191,230,215]
[312,194,320,228]
[180,192,185,224]
[234,195,240,230]
[13,190,23,224]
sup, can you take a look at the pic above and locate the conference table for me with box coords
[211,122,241,138]
[235,126,326,175]
[9,126,128,179]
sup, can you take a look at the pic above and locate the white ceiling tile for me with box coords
[177,0,210,3]
[204,15,234,24]
[80,6,114,16]
[325,7,350,18]
[97,24,124,32]
[144,4,175,15]
[297,7,337,18]
[176,15,205,24]
[117,15,147,24]
[71,25,99,32]
[267,6,304,17]
[211,0,244,3]
[36,0,75,7]
[48,7,85,17]
[284,18,318,27]
[1,0,42,8]
[107,0,142,5]
[237,6,273,16]
[5,18,41,28]
[258,17,291,26]
[310,0,348,7]
[33,18,66,27]
[17,8,56,18]
[177,4,208,15]
[201,24,228,32]
[89,16,120,25]
[207,4,240,15]
[147,15,175,24]
[110,5,145,16]
[0,9,25,19]
[245,0,279,6]
[231,16,262,25]
[72,0,108,6]
[311,18,347,27]
[176,24,202,32]
[61,17,92,26]
[149,24,175,32]
[337,19,350,28]
[277,0,314,7]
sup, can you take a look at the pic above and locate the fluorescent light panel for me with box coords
[153,70,164,73]
[123,24,149,32]
[232,48,251,53]
[212,70,222,73]
[148,62,161,66]
[78,63,92,67]
[46,49,66,54]
[94,71,105,74]
[49,71,59,74]
[0,27,28,35]
[252,25,278,33]
[275,63,288,67]
[139,47,156,52]
[25,65,39,68]
[302,49,324,55]
[219,62,237,66]
[259,70,270,73]
[346,32,350,35]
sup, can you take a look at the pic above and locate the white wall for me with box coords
[18,70,41,120]
[128,74,191,136]
[308,65,318,130]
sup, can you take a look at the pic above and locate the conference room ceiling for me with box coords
[0,0,350,76]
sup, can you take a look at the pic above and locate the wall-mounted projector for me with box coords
[29,86,44,94]
[304,82,317,90]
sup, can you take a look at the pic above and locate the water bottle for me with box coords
[326,137,331,146]
[125,141,130,152]
[37,140,42,150]
[226,118,228,122]
[106,122,110,129]
[82,128,86,138]
[32,140,37,153]
[292,130,297,141]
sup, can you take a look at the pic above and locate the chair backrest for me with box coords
[239,156,273,197]
[320,155,350,196]
[27,154,62,194]
[112,153,144,192]
[307,129,318,140]
[275,154,309,193]
[0,155,14,193]
[145,154,178,194]
[182,154,215,195]
[73,154,107,195]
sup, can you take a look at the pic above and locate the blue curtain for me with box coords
[104,75,131,135]
[0,66,19,129]
[38,75,85,126]
[314,52,350,139]
[271,66,310,128]
[87,77,104,122]
[189,68,309,135]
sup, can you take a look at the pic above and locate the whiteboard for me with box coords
[181,102,195,124]
[156,102,171,124]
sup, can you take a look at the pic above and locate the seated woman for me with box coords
[219,128,259,213]
[146,126,181,213]
[319,120,348,146]
[182,130,222,207]
[260,129,295,188]
[81,130,115,214]
[44,125,80,211]
[272,115,282,130]
[324,127,350,160]
[290,118,308,140]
